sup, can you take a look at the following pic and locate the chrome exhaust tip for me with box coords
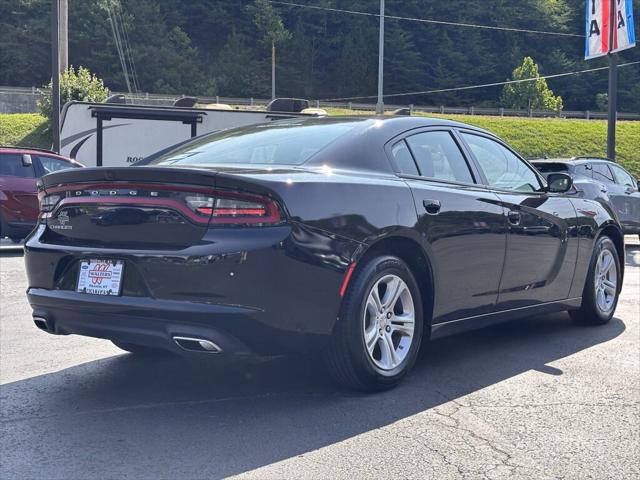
[33,316,50,332]
[173,336,222,353]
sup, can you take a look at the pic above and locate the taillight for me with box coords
[40,194,62,214]
[40,184,282,226]
[185,195,215,217]
[186,191,281,225]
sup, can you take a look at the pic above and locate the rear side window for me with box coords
[592,163,615,184]
[405,131,474,183]
[37,155,77,173]
[461,133,540,192]
[0,154,36,178]
[610,164,636,188]
[390,141,419,176]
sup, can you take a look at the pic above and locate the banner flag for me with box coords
[586,0,636,60]
[611,0,636,53]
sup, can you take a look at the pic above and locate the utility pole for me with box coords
[607,0,617,161]
[375,0,385,115]
[271,41,276,100]
[59,0,68,72]
[51,0,61,153]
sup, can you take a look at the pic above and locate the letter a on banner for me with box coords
[611,0,636,53]
[586,0,636,60]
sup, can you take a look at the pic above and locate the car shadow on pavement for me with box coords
[0,311,626,479]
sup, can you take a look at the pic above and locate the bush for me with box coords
[38,66,109,124]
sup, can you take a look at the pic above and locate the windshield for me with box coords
[148,118,369,167]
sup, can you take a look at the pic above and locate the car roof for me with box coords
[1,145,59,155]
[531,157,612,164]
[0,146,83,167]
[328,114,494,135]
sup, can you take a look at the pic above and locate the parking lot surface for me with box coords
[1,240,639,479]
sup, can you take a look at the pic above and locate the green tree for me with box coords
[501,57,564,111]
[38,66,109,125]
[249,0,291,98]
[214,29,266,97]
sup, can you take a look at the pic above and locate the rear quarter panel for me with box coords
[568,196,624,298]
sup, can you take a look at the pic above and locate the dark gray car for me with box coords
[532,157,640,236]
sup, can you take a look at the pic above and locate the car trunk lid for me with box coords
[39,167,218,249]
[38,166,286,249]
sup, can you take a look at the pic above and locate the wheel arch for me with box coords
[352,235,435,335]
[598,222,625,282]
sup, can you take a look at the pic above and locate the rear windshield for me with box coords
[532,162,569,173]
[148,119,368,167]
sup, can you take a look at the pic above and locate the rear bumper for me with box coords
[28,288,263,355]
[24,223,361,355]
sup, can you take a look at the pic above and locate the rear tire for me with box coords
[324,255,424,392]
[569,236,621,326]
[112,340,170,356]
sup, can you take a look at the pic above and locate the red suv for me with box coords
[0,147,83,242]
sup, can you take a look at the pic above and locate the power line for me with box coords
[270,1,584,38]
[106,2,132,94]
[106,0,140,95]
[116,0,140,93]
[320,61,640,102]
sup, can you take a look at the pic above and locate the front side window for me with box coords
[405,131,474,183]
[0,154,36,178]
[610,164,636,188]
[461,133,541,192]
[37,156,77,173]
[574,164,592,178]
[592,163,615,184]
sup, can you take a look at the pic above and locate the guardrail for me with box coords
[1,86,639,120]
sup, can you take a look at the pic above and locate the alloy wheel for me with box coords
[594,248,617,314]
[362,274,415,371]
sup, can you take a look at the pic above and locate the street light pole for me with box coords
[51,0,61,153]
[375,0,385,115]
[606,0,617,161]
[59,0,68,72]
[271,41,276,100]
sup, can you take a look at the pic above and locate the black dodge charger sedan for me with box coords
[25,116,624,391]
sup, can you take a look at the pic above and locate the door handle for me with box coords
[625,187,634,195]
[507,210,521,225]
[423,199,441,215]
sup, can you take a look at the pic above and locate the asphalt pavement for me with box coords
[1,239,638,479]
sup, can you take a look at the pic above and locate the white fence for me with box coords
[1,86,639,120]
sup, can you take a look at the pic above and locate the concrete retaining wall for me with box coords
[0,91,40,114]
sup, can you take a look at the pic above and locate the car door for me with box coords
[0,153,39,224]
[459,132,578,309]
[607,163,640,233]
[387,129,507,323]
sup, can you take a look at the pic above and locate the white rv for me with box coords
[59,101,322,167]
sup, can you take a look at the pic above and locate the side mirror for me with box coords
[546,173,573,193]
[22,154,32,167]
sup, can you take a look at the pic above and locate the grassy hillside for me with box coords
[1,111,639,177]
[0,113,50,149]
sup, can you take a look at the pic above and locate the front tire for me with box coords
[569,236,621,326]
[324,255,424,391]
